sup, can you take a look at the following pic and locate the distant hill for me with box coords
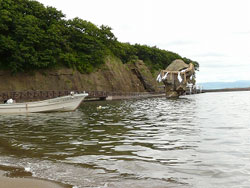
[199,80,250,90]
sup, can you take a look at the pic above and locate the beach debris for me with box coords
[97,106,102,110]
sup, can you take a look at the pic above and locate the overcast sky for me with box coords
[37,0,250,83]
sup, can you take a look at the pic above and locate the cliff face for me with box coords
[0,56,160,93]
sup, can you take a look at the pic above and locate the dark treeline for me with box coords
[0,0,199,73]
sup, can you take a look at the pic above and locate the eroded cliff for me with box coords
[0,56,160,93]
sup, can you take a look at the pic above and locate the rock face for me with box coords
[129,60,157,92]
[0,56,159,93]
[158,59,195,98]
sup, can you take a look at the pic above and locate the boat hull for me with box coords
[0,93,88,114]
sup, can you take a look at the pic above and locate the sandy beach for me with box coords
[0,170,69,188]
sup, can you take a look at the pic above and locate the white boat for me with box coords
[0,92,88,114]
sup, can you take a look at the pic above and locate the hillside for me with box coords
[0,0,198,73]
[0,0,198,93]
[0,56,161,93]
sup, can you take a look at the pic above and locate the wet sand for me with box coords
[0,170,69,188]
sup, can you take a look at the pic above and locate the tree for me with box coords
[0,0,199,73]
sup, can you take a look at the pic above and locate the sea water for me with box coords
[0,91,250,188]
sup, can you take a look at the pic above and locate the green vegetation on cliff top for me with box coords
[0,0,199,73]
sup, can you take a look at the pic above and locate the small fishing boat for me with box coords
[0,92,88,114]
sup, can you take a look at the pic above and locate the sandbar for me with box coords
[0,170,69,188]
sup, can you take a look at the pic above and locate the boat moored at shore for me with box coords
[0,92,88,114]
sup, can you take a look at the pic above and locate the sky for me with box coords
[36,0,250,83]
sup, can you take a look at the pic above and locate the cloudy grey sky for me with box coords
[37,0,250,83]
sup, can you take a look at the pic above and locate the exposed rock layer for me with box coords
[0,57,160,93]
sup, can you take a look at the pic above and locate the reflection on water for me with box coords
[0,91,250,187]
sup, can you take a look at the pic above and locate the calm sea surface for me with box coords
[0,91,250,188]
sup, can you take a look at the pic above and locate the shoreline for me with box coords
[0,166,71,188]
[0,90,166,102]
